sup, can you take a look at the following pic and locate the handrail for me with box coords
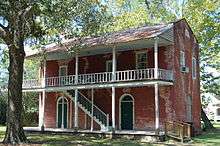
[22,79,41,88]
[23,68,173,88]
[78,91,108,117]
[165,121,191,142]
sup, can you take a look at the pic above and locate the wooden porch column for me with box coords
[38,93,42,127]
[40,59,46,131]
[154,37,159,79]
[154,37,160,133]
[74,51,79,130]
[91,88,94,131]
[112,46,116,131]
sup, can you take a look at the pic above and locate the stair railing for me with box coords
[78,92,109,127]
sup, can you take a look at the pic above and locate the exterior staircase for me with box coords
[65,90,109,131]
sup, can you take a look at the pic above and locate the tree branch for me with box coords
[0,23,7,40]
[18,5,33,17]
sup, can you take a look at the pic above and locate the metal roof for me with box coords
[26,22,174,58]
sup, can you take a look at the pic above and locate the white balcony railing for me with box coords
[22,68,173,89]
[22,79,41,88]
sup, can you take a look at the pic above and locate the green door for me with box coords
[57,97,68,128]
[121,96,133,130]
[63,103,67,128]
[58,103,62,128]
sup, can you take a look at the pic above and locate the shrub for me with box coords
[0,94,7,125]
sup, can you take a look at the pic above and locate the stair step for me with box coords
[66,90,108,131]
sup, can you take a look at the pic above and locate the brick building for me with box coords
[23,19,201,135]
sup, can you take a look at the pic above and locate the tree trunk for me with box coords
[3,42,28,144]
[201,107,214,130]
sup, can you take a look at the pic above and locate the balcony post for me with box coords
[155,83,159,134]
[74,51,79,130]
[112,46,116,132]
[154,37,160,134]
[91,88,94,131]
[154,37,159,79]
[38,93,42,128]
[40,58,46,131]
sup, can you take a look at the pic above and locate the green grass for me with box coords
[192,123,220,146]
[1,124,220,146]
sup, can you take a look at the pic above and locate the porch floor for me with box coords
[24,127,164,136]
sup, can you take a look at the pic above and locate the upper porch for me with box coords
[23,23,174,92]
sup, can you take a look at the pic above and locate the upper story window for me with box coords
[192,57,196,79]
[106,60,112,72]
[185,28,190,39]
[59,66,67,76]
[136,52,147,69]
[180,51,186,67]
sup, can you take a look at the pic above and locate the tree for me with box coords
[0,0,111,144]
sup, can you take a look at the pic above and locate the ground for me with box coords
[0,124,220,146]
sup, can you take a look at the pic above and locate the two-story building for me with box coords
[23,19,201,136]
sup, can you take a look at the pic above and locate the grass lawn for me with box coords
[0,124,220,146]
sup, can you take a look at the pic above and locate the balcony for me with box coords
[22,68,173,90]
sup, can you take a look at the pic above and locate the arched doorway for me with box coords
[120,94,134,130]
[57,96,68,128]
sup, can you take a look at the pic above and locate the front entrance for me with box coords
[120,95,134,130]
[57,97,68,128]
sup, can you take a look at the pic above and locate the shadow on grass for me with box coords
[27,133,155,146]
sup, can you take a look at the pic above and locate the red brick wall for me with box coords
[172,20,201,133]
[45,48,168,77]
[44,86,171,130]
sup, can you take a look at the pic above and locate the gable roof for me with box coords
[26,19,195,58]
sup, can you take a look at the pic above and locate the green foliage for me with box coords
[0,92,7,125]
[22,92,38,126]
[23,59,40,80]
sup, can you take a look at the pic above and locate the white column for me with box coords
[154,37,159,79]
[41,59,46,131]
[74,52,79,129]
[70,99,73,128]
[112,87,116,131]
[38,93,42,127]
[112,46,116,131]
[155,83,159,132]
[91,88,94,131]
[154,37,159,133]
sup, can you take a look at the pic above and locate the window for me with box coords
[136,52,147,69]
[185,29,190,39]
[106,60,112,72]
[192,57,196,79]
[59,66,67,76]
[59,66,68,85]
[180,51,185,67]
[186,96,192,122]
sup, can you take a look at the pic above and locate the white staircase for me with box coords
[65,90,109,131]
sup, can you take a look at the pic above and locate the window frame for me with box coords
[192,57,196,79]
[180,51,186,67]
[106,60,112,72]
[59,65,68,77]
[136,51,147,69]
